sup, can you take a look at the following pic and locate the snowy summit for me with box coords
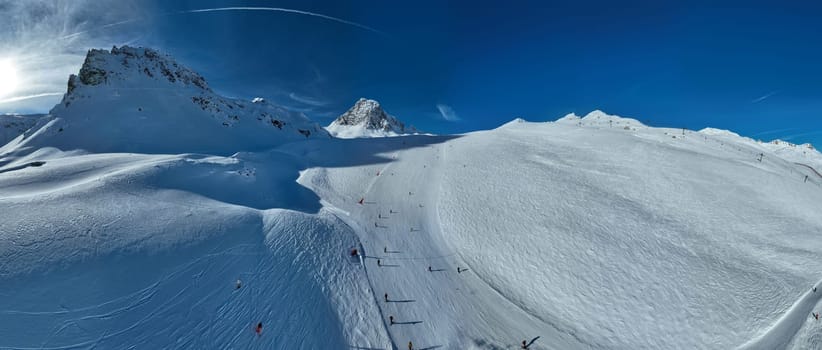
[2,46,327,156]
[555,110,646,130]
[326,98,417,138]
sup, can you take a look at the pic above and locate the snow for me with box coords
[698,127,822,170]
[555,110,646,129]
[699,127,743,138]
[0,113,45,146]
[2,47,822,349]
[17,45,329,156]
[326,98,417,138]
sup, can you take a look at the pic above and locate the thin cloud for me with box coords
[310,65,326,83]
[288,92,327,107]
[436,104,460,122]
[752,91,778,103]
[0,92,64,104]
[0,0,148,112]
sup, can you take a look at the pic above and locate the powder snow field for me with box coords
[2,111,822,349]
[0,150,387,349]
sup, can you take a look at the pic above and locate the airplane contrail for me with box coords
[61,18,145,40]
[182,7,386,36]
[60,6,386,40]
[0,92,64,104]
[752,90,778,103]
[750,127,798,137]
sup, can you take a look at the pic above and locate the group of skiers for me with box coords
[355,170,467,350]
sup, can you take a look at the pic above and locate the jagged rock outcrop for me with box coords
[326,98,417,138]
[4,46,329,155]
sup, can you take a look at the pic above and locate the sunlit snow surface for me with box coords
[2,112,822,349]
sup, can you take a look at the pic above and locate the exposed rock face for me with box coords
[326,98,417,138]
[69,46,210,92]
[14,45,332,155]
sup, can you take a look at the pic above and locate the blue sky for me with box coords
[1,0,820,145]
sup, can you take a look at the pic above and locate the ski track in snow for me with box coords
[740,279,822,350]
[2,116,822,348]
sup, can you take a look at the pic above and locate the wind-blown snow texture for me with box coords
[2,47,822,349]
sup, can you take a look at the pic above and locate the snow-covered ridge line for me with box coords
[0,46,330,156]
[554,109,646,129]
[552,109,821,168]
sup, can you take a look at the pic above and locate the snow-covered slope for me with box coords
[326,98,417,138]
[0,113,45,146]
[2,52,822,350]
[2,46,327,157]
[290,118,822,349]
[698,127,822,171]
[0,151,386,349]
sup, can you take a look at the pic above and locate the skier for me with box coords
[389,315,395,325]
[521,340,528,349]
[235,279,242,290]
[375,222,378,227]
[377,259,382,267]
[351,248,358,257]
[379,213,382,219]
[457,267,463,274]
[385,293,388,302]
[815,312,820,320]
[814,287,817,293]
[384,246,387,253]
[408,341,413,350]
[255,322,263,336]
[390,209,394,214]
[358,198,364,205]
[428,266,432,272]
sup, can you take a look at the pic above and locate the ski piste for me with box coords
[1,45,821,349]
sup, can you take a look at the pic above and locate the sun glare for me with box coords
[0,59,19,99]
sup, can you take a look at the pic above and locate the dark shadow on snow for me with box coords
[146,134,460,214]
[418,346,443,350]
[387,299,415,303]
[526,336,541,348]
[0,161,46,174]
[470,339,505,350]
[393,320,423,325]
